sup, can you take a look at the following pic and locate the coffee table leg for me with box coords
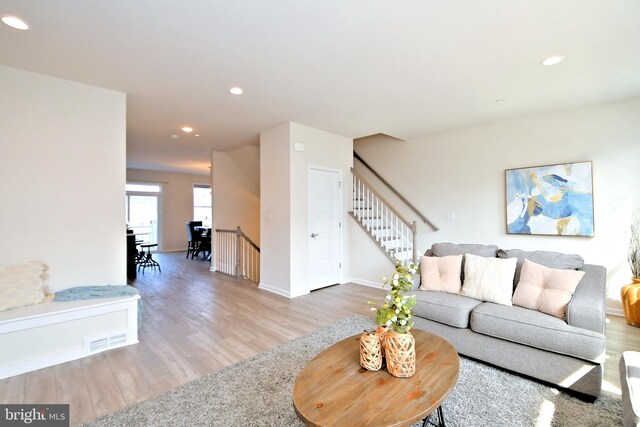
[422,405,445,427]
[438,406,445,427]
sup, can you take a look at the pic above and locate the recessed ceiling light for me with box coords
[494,99,504,104]
[195,134,200,137]
[230,87,244,95]
[170,134,179,139]
[541,55,565,66]
[2,15,29,30]
[182,127,193,133]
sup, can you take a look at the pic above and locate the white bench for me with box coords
[0,295,139,379]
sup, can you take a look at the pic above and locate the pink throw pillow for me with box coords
[419,255,463,294]
[512,259,585,319]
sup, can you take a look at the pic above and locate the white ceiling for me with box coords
[1,1,639,176]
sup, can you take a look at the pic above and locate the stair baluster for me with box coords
[348,168,417,266]
[214,226,260,283]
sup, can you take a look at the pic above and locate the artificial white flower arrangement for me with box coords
[369,260,419,333]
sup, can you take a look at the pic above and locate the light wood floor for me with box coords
[0,252,638,425]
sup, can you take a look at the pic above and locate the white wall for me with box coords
[211,150,260,245]
[0,65,127,292]
[351,96,640,313]
[260,122,353,298]
[126,168,210,252]
[259,123,291,296]
[348,226,395,287]
[225,145,261,189]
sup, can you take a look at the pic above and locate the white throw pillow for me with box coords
[0,261,49,312]
[460,254,517,306]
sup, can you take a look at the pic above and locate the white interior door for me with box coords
[308,167,342,291]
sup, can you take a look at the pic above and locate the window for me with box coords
[193,184,212,227]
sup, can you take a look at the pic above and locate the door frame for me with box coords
[307,165,343,290]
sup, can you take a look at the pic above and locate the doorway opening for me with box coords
[193,184,212,227]
[126,183,161,248]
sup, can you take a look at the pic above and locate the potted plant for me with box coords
[622,214,640,326]
[369,260,419,377]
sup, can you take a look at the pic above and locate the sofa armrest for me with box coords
[566,264,607,334]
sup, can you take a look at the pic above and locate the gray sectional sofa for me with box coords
[413,243,607,398]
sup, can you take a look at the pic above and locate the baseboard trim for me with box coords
[290,289,310,298]
[257,283,310,299]
[347,277,383,289]
[258,282,291,298]
[607,307,624,317]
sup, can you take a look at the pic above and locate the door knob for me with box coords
[310,233,319,238]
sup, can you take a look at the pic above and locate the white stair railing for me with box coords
[214,226,260,283]
[349,168,417,265]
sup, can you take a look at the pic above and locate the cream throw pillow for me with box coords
[419,255,463,294]
[0,261,49,312]
[512,259,585,319]
[460,254,517,306]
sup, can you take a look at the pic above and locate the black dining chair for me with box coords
[202,228,212,258]
[186,221,204,259]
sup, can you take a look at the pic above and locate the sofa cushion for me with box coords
[431,242,499,258]
[470,302,605,363]
[460,254,517,306]
[497,248,584,288]
[512,259,585,319]
[414,291,482,328]
[419,255,462,294]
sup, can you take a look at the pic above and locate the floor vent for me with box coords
[87,332,128,354]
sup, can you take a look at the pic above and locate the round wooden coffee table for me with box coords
[293,328,459,427]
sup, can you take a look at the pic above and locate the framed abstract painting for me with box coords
[505,161,594,237]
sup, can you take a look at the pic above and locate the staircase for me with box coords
[349,168,418,265]
[214,226,260,283]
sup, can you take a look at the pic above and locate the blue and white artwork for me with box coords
[506,161,594,236]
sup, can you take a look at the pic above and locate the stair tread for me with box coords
[349,210,413,265]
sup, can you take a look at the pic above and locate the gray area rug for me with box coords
[82,315,622,426]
